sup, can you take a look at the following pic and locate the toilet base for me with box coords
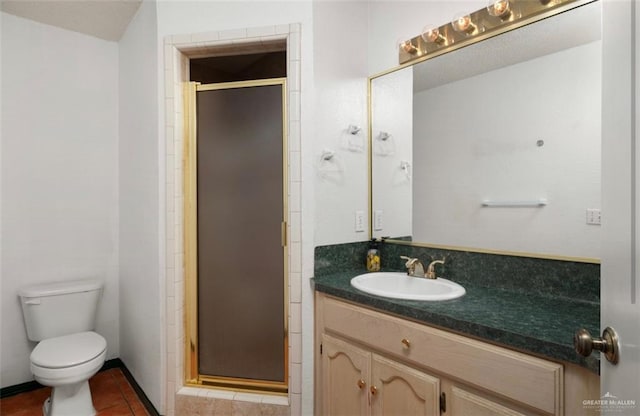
[43,381,96,416]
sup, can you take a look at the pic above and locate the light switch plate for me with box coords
[586,208,601,225]
[374,210,383,231]
[355,210,365,232]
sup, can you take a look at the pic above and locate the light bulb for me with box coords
[421,26,446,44]
[487,0,512,19]
[451,14,476,34]
[398,38,418,54]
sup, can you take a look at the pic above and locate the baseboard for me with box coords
[0,379,43,399]
[101,357,125,371]
[0,358,161,416]
[117,361,161,416]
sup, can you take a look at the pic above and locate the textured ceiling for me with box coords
[1,0,142,41]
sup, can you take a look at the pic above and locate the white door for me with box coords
[599,0,640,413]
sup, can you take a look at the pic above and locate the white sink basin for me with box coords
[350,272,466,301]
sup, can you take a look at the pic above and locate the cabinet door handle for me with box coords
[370,385,378,395]
[401,338,411,348]
[357,379,366,389]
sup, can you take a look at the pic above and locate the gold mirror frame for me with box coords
[368,0,600,264]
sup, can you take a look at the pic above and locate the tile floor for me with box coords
[0,368,149,416]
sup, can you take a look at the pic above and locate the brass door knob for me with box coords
[401,338,411,348]
[370,385,378,395]
[574,327,619,364]
[357,379,366,389]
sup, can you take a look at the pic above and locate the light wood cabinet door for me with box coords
[370,354,440,416]
[322,334,371,416]
[449,385,528,416]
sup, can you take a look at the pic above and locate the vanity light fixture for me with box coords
[487,0,513,20]
[399,0,580,65]
[421,26,447,45]
[451,13,478,35]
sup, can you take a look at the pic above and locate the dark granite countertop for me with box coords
[313,270,600,374]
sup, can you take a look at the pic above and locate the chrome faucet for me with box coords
[400,256,426,278]
[426,260,445,279]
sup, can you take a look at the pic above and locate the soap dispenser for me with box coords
[366,239,381,272]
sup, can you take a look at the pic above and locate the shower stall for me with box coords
[183,78,288,393]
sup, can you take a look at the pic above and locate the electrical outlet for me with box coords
[586,208,601,225]
[355,210,365,232]
[374,210,383,231]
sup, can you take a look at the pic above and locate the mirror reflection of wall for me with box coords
[371,67,413,238]
[371,1,602,259]
[414,40,601,259]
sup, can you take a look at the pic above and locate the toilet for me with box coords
[19,279,107,416]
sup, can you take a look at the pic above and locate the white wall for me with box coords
[118,0,162,411]
[157,1,312,35]
[413,41,601,258]
[313,1,369,246]
[1,13,119,387]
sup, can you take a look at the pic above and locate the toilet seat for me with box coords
[31,349,106,387]
[30,331,107,386]
[31,331,106,369]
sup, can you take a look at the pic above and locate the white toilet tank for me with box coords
[19,279,103,341]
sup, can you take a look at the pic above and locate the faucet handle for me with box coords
[400,256,426,277]
[400,256,416,275]
[400,256,418,268]
[426,259,445,279]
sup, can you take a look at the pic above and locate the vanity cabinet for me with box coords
[315,292,599,416]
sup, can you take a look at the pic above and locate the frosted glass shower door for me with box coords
[190,78,287,390]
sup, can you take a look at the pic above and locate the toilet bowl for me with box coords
[18,279,106,416]
[30,331,107,416]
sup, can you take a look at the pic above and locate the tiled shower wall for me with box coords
[163,24,302,415]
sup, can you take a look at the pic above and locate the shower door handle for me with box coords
[281,221,288,247]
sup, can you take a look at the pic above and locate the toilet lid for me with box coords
[31,331,106,369]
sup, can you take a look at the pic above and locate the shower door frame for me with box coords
[183,78,289,393]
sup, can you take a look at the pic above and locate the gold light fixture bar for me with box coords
[399,0,591,65]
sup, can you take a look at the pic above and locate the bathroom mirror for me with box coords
[370,1,602,260]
